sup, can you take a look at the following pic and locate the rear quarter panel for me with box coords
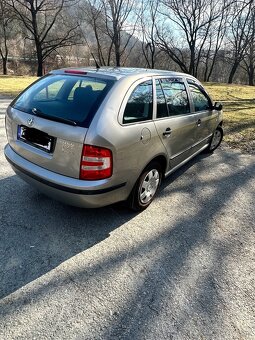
[84,77,168,198]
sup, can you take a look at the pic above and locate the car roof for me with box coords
[51,67,198,82]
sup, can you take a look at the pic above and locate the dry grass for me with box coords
[0,75,37,97]
[204,83,255,154]
[0,76,254,153]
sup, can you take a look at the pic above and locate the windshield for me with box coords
[12,74,115,127]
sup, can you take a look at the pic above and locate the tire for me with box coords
[206,126,223,153]
[128,162,162,211]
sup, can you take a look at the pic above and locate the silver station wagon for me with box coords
[4,67,223,210]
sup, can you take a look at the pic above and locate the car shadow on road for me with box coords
[1,149,254,338]
[98,153,255,339]
[0,174,136,299]
[0,153,210,301]
[0,148,246,301]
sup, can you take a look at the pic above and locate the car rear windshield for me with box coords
[12,74,115,127]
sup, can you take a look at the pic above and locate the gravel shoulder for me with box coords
[0,97,254,339]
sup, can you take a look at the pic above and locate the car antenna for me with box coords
[95,59,100,70]
[78,23,100,70]
[90,51,100,70]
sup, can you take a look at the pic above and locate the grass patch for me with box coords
[0,75,37,97]
[204,83,255,154]
[0,76,254,153]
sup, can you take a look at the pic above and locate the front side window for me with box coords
[160,79,190,116]
[188,83,212,112]
[12,74,115,127]
[123,80,153,124]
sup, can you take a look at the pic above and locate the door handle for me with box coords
[197,119,201,127]
[163,127,172,137]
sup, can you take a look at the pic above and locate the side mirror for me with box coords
[214,102,223,111]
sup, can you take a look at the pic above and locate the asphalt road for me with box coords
[0,97,255,339]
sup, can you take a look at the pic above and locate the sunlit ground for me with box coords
[204,83,255,154]
[0,75,38,97]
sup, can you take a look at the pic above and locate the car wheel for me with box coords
[129,162,162,211]
[207,126,223,152]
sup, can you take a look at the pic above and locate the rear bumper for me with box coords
[4,144,127,208]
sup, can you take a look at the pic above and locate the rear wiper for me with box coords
[32,108,77,126]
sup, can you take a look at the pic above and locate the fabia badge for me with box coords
[27,117,34,127]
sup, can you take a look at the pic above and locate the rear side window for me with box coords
[156,79,168,118]
[123,80,153,124]
[68,79,107,100]
[188,83,212,111]
[160,79,190,116]
[12,74,115,127]
[34,79,65,100]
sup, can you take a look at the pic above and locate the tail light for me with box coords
[80,145,112,180]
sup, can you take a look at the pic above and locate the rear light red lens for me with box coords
[80,145,113,180]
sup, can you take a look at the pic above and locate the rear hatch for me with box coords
[5,72,115,178]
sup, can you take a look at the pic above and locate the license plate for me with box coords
[17,125,55,153]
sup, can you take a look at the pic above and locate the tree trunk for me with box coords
[36,45,43,76]
[151,44,156,69]
[247,43,254,86]
[37,59,43,76]
[115,42,121,67]
[2,56,7,75]
[228,61,239,84]
[248,66,254,86]
[203,60,209,82]
[189,43,196,76]
[30,4,43,76]
[113,25,121,66]
[151,56,155,69]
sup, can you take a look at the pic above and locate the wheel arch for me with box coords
[128,154,167,211]
[142,154,167,178]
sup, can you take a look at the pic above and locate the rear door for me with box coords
[187,80,218,151]
[153,77,197,169]
[116,78,161,178]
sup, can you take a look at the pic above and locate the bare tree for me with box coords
[157,0,232,77]
[140,0,160,69]
[237,4,255,85]
[77,0,111,66]
[202,2,230,82]
[78,0,139,67]
[0,0,14,74]
[7,0,80,76]
[226,0,254,83]
[102,0,138,66]
[243,43,255,85]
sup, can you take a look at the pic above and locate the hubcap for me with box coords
[210,130,222,150]
[139,169,160,204]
